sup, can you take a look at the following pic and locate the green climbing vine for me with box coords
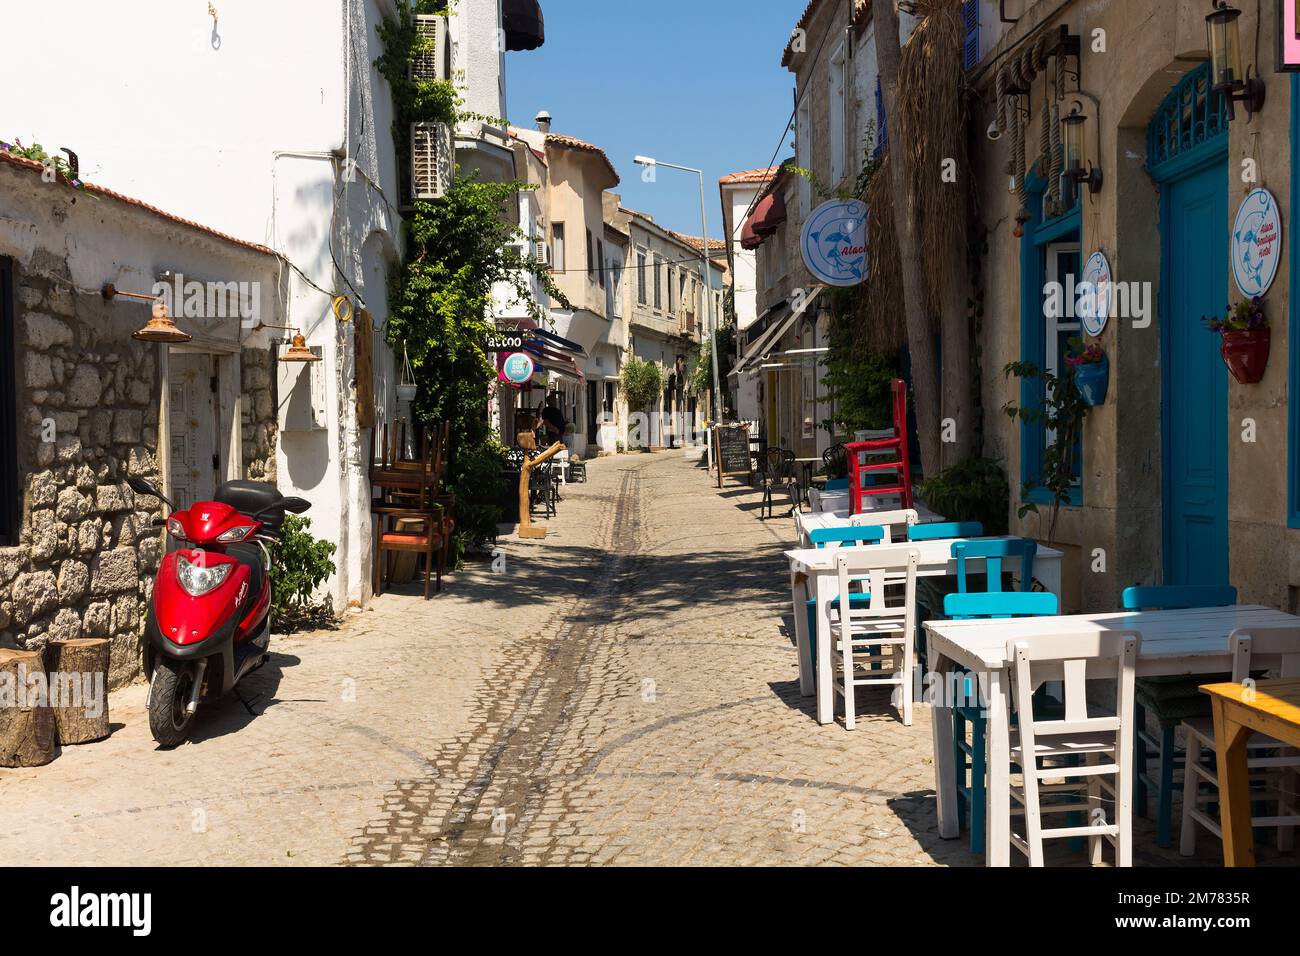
[376,0,569,560]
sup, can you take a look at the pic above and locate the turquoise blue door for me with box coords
[1161,160,1229,586]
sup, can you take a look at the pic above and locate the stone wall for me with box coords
[241,345,277,482]
[2,264,165,688]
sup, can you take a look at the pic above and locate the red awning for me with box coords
[740,190,786,249]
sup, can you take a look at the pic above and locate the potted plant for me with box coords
[1065,338,1108,406]
[1203,297,1270,384]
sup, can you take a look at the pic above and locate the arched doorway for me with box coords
[1147,63,1230,586]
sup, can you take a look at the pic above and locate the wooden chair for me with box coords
[845,379,914,514]
[369,421,447,597]
[1179,627,1300,857]
[1007,629,1141,866]
[829,546,920,728]
[1123,584,1238,848]
[944,590,1060,855]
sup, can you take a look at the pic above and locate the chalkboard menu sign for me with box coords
[715,424,752,487]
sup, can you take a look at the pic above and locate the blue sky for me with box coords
[506,0,799,239]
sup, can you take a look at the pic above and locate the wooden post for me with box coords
[0,648,57,767]
[47,639,111,745]
[518,441,566,540]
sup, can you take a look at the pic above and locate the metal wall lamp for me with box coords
[103,283,193,344]
[1062,101,1103,195]
[252,322,321,363]
[1207,1,1265,120]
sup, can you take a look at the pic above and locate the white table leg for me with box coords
[985,667,1011,866]
[791,570,813,698]
[816,574,835,725]
[931,649,959,839]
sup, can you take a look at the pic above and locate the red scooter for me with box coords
[126,477,310,746]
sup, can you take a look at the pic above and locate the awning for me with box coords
[734,287,823,374]
[740,190,786,250]
[503,0,545,51]
[500,317,588,358]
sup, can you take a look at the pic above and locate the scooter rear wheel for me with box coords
[149,658,197,747]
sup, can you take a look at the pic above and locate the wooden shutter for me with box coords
[355,310,376,429]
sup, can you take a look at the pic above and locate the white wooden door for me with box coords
[168,352,219,510]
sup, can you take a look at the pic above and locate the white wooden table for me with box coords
[924,604,1300,867]
[787,537,1063,727]
[794,504,945,548]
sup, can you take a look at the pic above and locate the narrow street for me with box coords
[0,452,950,867]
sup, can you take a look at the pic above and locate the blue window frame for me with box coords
[961,0,980,70]
[874,77,889,158]
[1289,73,1300,527]
[1018,167,1084,507]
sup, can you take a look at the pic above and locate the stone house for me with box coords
[740,0,916,460]
[963,0,1300,612]
[0,151,284,686]
[623,209,724,449]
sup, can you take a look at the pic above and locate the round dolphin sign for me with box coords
[800,199,867,287]
[1232,187,1281,298]
[501,352,535,384]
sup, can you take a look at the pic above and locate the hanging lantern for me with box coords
[131,299,194,344]
[281,332,320,363]
[397,345,418,402]
[1061,102,1102,195]
[1206,1,1265,119]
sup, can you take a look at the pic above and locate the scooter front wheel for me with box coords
[149,658,198,747]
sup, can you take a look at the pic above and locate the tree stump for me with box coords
[46,638,111,745]
[0,648,57,767]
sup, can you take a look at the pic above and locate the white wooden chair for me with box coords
[1006,630,1141,866]
[830,547,919,728]
[1179,627,1300,857]
[850,508,918,543]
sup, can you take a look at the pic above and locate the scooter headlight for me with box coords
[176,554,233,597]
[216,525,256,543]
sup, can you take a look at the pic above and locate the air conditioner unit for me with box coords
[534,243,553,269]
[410,14,449,82]
[410,122,452,200]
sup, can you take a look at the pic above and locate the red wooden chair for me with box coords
[845,378,914,515]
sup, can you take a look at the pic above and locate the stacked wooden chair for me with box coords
[844,379,914,514]
[369,420,452,599]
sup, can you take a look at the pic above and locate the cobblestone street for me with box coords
[0,452,1239,866]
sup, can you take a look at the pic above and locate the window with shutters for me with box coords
[637,250,647,304]
[961,0,980,71]
[552,223,566,273]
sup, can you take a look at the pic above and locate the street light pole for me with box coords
[633,156,725,451]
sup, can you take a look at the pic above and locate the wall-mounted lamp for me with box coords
[103,283,193,343]
[253,322,321,363]
[1062,102,1103,195]
[1206,1,1265,120]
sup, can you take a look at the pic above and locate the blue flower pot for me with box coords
[1074,356,1109,406]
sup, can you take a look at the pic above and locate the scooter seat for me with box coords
[215,479,285,532]
[225,543,265,609]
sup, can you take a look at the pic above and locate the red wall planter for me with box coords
[1220,329,1270,384]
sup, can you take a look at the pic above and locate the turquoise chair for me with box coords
[945,590,1060,855]
[824,478,850,492]
[909,521,984,542]
[953,538,1038,594]
[804,526,885,686]
[1123,584,1238,849]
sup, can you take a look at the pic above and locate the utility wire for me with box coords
[733,0,851,236]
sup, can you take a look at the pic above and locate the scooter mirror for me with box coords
[281,497,311,515]
[126,477,161,499]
